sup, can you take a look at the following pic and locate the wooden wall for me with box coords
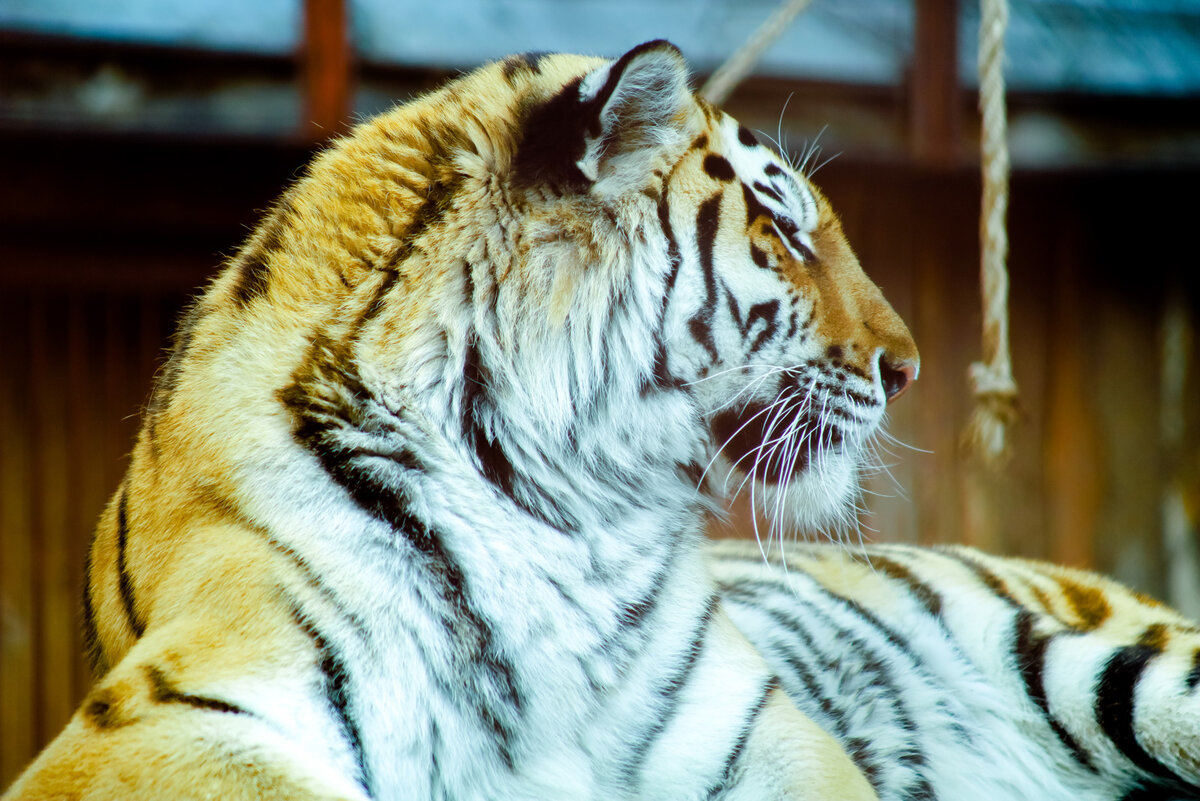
[1,131,1197,786]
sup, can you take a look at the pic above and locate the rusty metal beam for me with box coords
[303,0,352,141]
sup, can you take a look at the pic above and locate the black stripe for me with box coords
[461,334,574,530]
[115,489,146,638]
[1118,780,1198,801]
[316,471,522,765]
[726,583,921,724]
[260,534,370,642]
[941,549,1018,604]
[81,542,105,676]
[617,567,670,629]
[659,190,683,298]
[745,622,863,752]
[689,193,723,362]
[707,677,779,799]
[289,600,373,796]
[720,287,780,355]
[723,584,936,799]
[703,154,736,182]
[463,334,515,500]
[740,181,815,263]
[84,688,130,730]
[749,244,770,270]
[722,578,927,712]
[145,664,250,717]
[230,196,293,307]
[949,551,1097,771]
[461,230,529,495]
[230,243,273,307]
[746,300,780,354]
[752,180,783,204]
[741,182,773,234]
[771,214,816,263]
[359,270,400,327]
[855,552,943,618]
[1014,611,1096,769]
[648,190,686,392]
[622,595,720,786]
[501,51,551,81]
[1187,649,1200,691]
[280,341,523,766]
[1095,626,1185,785]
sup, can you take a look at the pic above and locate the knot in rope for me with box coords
[963,0,1019,466]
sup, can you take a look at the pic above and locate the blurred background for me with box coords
[1,0,1198,784]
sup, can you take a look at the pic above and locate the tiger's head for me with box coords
[156,41,917,545]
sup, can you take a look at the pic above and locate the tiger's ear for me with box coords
[575,40,695,194]
[513,40,696,196]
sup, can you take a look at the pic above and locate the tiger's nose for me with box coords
[880,357,918,404]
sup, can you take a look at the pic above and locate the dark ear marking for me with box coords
[512,76,591,191]
[515,40,689,193]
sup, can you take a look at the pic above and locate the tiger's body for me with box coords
[5,41,1199,801]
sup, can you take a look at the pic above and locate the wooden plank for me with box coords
[67,295,103,699]
[0,296,35,786]
[30,296,77,749]
[303,0,353,141]
[910,0,960,167]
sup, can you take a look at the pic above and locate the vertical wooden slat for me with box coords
[303,0,353,141]
[30,296,77,748]
[1,295,35,786]
[67,295,102,700]
[911,0,960,168]
[1044,223,1101,568]
[910,173,974,547]
[833,167,923,545]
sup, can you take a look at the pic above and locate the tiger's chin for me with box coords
[707,448,863,538]
[706,403,869,537]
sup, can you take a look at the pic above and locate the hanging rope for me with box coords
[700,0,816,106]
[963,0,1019,465]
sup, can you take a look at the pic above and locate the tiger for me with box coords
[4,39,1199,801]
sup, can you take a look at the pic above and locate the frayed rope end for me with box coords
[962,361,1020,467]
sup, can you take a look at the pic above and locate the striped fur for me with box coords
[709,540,1200,800]
[9,39,1193,801]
